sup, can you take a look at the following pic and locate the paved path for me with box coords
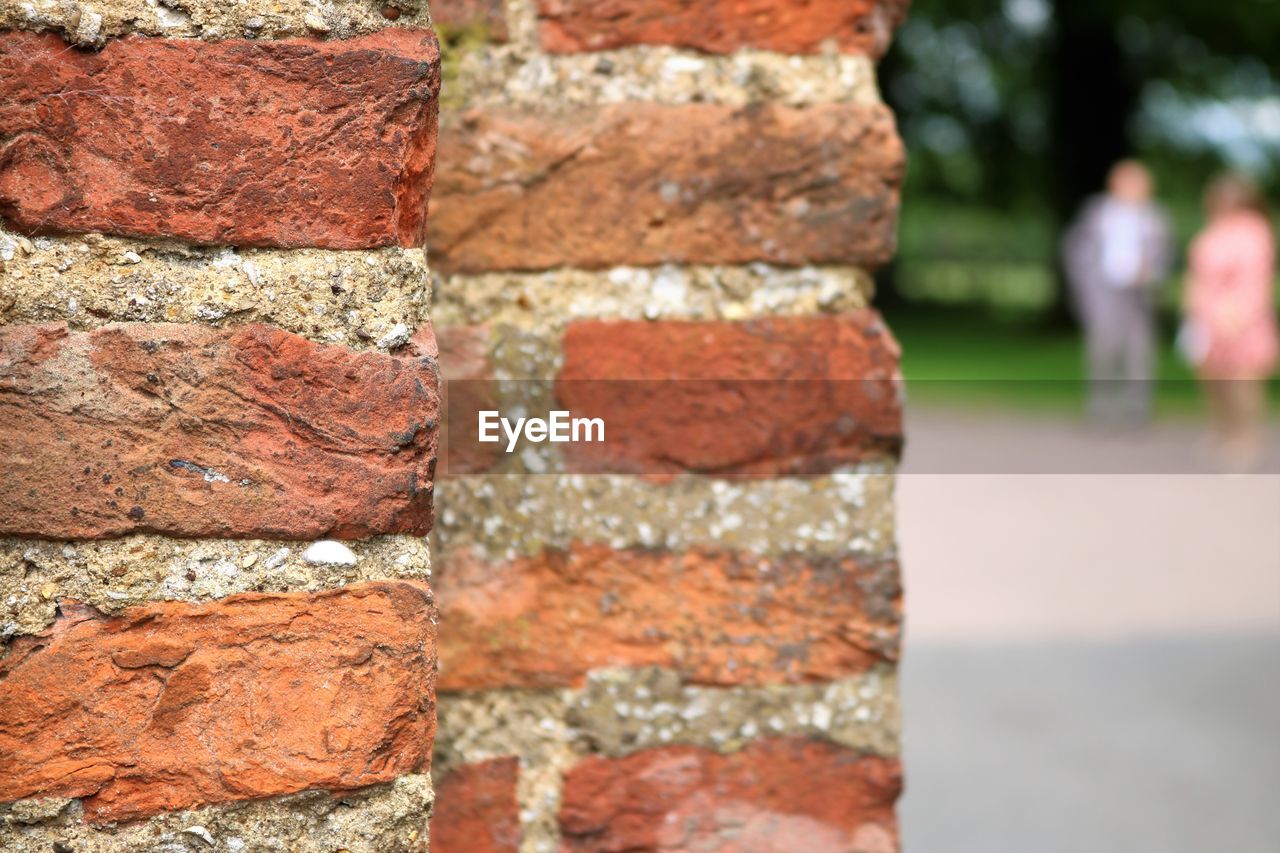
[896,406,1280,852]
[902,404,1280,475]
[899,638,1280,853]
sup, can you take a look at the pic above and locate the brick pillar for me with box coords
[0,9,443,852]
[428,1,908,850]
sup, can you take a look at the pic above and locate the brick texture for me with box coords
[537,0,909,57]
[0,323,439,540]
[556,312,903,476]
[559,739,901,852]
[436,325,501,476]
[429,102,903,274]
[0,582,437,824]
[431,758,522,853]
[435,543,900,691]
[0,30,440,248]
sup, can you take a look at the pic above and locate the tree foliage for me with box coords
[884,0,1280,213]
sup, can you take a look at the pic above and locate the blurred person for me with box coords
[1064,160,1174,426]
[1183,174,1278,470]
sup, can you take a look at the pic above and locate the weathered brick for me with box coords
[559,739,901,852]
[557,311,903,476]
[437,325,501,476]
[429,103,903,274]
[0,30,440,248]
[431,758,521,853]
[435,543,900,691]
[0,323,439,540]
[538,0,908,57]
[431,0,509,41]
[0,581,437,823]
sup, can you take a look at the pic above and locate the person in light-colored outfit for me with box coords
[1183,174,1278,469]
[1064,161,1174,426]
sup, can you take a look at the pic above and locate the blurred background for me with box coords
[881,0,1279,406]
[885,1,1280,851]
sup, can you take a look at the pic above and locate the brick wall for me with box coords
[2,1,908,848]
[428,1,908,850]
[0,6,443,852]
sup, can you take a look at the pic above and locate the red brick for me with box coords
[538,0,908,57]
[432,758,521,852]
[0,581,437,823]
[429,103,903,274]
[435,543,900,691]
[0,323,439,540]
[431,0,509,40]
[436,325,501,476]
[0,30,440,248]
[556,312,902,476]
[560,739,901,852]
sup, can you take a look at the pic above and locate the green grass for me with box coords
[883,303,1223,418]
[886,197,1280,417]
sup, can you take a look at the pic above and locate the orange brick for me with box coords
[432,758,521,852]
[0,30,439,248]
[560,739,901,852]
[538,0,908,57]
[557,312,902,476]
[435,543,900,691]
[0,323,439,540]
[429,103,903,274]
[0,582,437,823]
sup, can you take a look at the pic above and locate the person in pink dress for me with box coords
[1183,174,1278,468]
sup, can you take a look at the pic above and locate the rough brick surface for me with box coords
[0,30,440,248]
[431,758,522,853]
[559,740,901,852]
[0,581,437,823]
[431,0,509,40]
[538,0,909,57]
[435,544,900,691]
[0,323,439,540]
[557,312,903,476]
[429,103,903,274]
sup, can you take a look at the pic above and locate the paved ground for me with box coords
[902,404,1280,475]
[896,406,1280,852]
[899,638,1280,853]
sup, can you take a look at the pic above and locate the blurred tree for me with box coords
[1126,0,1280,70]
[1044,0,1137,324]
[880,0,1280,321]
